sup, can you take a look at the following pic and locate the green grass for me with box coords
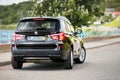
[0,24,16,30]
[102,16,120,28]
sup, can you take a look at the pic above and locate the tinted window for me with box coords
[68,24,74,32]
[63,20,74,33]
[64,21,70,33]
[17,19,60,30]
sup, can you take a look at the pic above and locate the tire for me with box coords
[74,47,86,64]
[64,49,74,69]
[11,57,23,69]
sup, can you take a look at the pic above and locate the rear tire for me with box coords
[11,57,23,69]
[64,49,73,69]
[74,47,86,64]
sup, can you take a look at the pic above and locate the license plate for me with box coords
[27,36,46,41]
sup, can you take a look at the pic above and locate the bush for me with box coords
[0,25,16,30]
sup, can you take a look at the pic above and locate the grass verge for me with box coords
[0,24,16,30]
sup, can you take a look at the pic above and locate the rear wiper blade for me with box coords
[35,27,47,30]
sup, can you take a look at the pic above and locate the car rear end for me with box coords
[11,17,70,62]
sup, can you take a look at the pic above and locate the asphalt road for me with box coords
[0,43,120,80]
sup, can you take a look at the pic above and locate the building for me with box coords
[105,8,120,18]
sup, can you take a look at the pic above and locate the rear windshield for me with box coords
[17,18,60,30]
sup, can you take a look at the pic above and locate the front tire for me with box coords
[64,49,74,69]
[74,47,86,64]
[11,57,23,69]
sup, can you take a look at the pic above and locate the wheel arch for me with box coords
[70,44,74,51]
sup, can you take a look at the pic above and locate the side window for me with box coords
[61,20,74,33]
[69,24,74,32]
[65,22,70,32]
[62,20,70,33]
[65,22,74,32]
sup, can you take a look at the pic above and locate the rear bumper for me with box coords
[12,48,63,59]
[11,41,70,61]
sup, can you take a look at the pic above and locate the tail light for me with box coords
[33,18,45,20]
[50,32,66,41]
[12,33,24,41]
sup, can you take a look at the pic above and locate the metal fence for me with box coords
[0,30,14,44]
[79,29,120,38]
[0,29,120,44]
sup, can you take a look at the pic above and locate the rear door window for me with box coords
[17,18,60,30]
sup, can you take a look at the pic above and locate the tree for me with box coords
[0,0,105,26]
[32,0,105,27]
[105,0,120,10]
[0,1,34,25]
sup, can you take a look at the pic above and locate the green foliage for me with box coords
[0,0,105,29]
[75,0,105,16]
[0,1,34,25]
[82,27,92,32]
[105,0,120,10]
[101,15,113,23]
[0,24,16,30]
[102,16,120,27]
[33,0,105,27]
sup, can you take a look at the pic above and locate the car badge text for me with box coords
[34,31,38,35]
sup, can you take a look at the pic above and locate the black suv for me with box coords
[11,16,86,69]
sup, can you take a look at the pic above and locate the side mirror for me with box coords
[74,29,82,34]
[77,29,82,34]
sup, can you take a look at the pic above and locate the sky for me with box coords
[0,0,29,5]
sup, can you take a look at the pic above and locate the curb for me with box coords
[86,41,120,50]
[83,35,120,42]
[0,61,11,66]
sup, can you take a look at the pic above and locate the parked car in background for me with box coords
[11,16,86,69]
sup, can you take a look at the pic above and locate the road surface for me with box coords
[0,43,120,80]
